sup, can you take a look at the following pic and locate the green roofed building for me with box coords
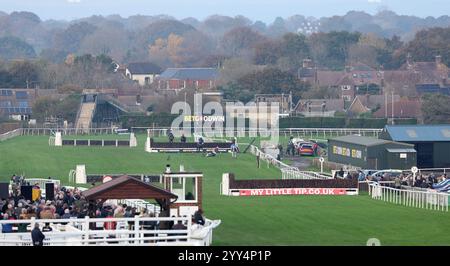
[328,135,416,170]
[380,124,450,168]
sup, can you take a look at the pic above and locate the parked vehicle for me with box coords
[371,169,403,180]
[299,143,315,156]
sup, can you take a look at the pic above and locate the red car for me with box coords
[298,144,315,156]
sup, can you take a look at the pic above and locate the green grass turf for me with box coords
[1,135,450,245]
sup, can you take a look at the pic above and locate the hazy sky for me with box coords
[0,0,449,22]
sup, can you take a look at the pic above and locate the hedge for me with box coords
[347,118,388,128]
[279,117,346,128]
[393,118,418,125]
[279,117,393,128]
[120,113,250,129]
[120,113,179,128]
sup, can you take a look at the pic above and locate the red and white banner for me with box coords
[238,188,348,196]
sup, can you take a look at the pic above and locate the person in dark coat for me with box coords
[31,223,45,246]
[193,209,205,225]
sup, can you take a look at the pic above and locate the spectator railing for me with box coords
[20,127,115,136]
[281,168,333,180]
[248,144,333,180]
[116,199,161,215]
[23,178,61,189]
[416,168,450,175]
[368,182,449,212]
[0,216,221,246]
[133,127,383,138]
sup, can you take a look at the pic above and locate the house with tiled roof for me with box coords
[347,96,370,116]
[125,62,162,86]
[157,68,219,91]
[293,98,345,117]
[373,98,422,119]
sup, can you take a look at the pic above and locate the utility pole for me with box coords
[384,92,387,118]
[391,91,394,124]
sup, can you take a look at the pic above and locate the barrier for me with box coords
[133,127,382,138]
[221,173,358,196]
[368,182,449,212]
[23,178,61,189]
[0,128,22,142]
[0,216,221,246]
[146,138,231,153]
[22,127,115,136]
[281,168,333,180]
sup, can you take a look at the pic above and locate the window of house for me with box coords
[341,85,351,90]
[145,77,151,85]
[343,95,351,101]
[170,176,197,202]
[18,101,28,108]
[15,91,28,99]
[0,101,11,107]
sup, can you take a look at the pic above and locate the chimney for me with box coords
[435,55,442,66]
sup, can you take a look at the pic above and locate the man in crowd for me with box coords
[286,137,295,156]
[193,209,205,225]
[31,223,45,246]
[196,137,204,152]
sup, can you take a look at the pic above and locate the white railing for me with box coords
[135,127,382,138]
[0,128,22,142]
[281,168,333,180]
[116,199,161,215]
[20,127,115,136]
[248,144,333,180]
[249,145,294,171]
[417,168,450,175]
[368,182,449,212]
[0,216,220,246]
[22,178,61,189]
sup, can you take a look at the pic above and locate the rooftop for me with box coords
[127,62,162,75]
[159,68,219,80]
[82,175,177,200]
[383,125,450,142]
[330,135,391,147]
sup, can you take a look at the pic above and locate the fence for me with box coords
[0,128,22,142]
[116,199,161,215]
[1,127,382,138]
[248,145,294,170]
[22,178,61,189]
[134,127,383,139]
[248,144,334,180]
[281,168,333,180]
[368,182,449,212]
[21,127,115,136]
[0,216,220,246]
[416,168,450,175]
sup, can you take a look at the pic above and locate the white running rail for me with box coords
[0,216,221,246]
[0,128,22,142]
[281,168,333,180]
[368,182,449,212]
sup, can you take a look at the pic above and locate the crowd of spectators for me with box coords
[363,171,448,189]
[1,175,206,237]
